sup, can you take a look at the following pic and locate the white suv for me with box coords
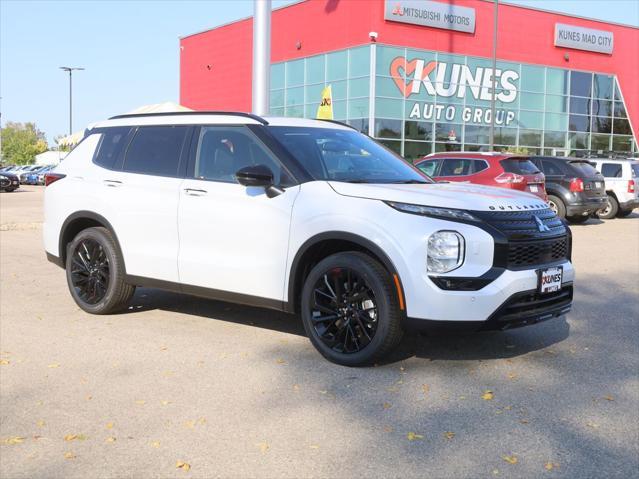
[591,158,639,219]
[44,112,574,366]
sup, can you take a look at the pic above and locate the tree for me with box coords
[0,122,48,165]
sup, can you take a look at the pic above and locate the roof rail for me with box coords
[318,119,357,130]
[108,111,269,125]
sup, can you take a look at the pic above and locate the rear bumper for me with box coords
[405,284,573,332]
[619,199,639,211]
[565,197,607,216]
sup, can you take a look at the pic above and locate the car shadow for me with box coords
[123,286,569,363]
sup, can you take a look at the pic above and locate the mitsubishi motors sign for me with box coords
[384,0,476,34]
[390,55,520,125]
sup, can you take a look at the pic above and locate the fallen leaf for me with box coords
[407,432,423,441]
[86,395,93,401]
[135,400,146,405]
[185,420,196,429]
[586,421,599,429]
[105,422,114,430]
[160,346,168,351]
[105,437,116,443]
[64,452,76,460]
[545,462,559,470]
[422,384,430,395]
[382,402,392,409]
[383,426,393,433]
[176,461,191,471]
[319,390,328,395]
[603,395,614,401]
[64,434,87,441]
[444,431,455,440]
[161,400,171,406]
[502,455,518,464]
[2,436,26,445]
[257,441,269,453]
[47,363,60,368]
[36,420,45,427]
[198,418,206,425]
[275,358,286,365]
[492,469,500,476]
[507,372,518,380]
[0,359,10,365]
[309,444,320,449]
[151,441,161,448]
[520,419,529,424]
[482,391,494,400]
[292,384,300,392]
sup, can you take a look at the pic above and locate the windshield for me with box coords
[568,160,599,177]
[268,126,432,184]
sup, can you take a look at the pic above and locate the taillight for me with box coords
[495,172,525,184]
[569,178,584,192]
[629,180,636,193]
[44,173,66,187]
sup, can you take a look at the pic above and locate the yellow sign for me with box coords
[316,85,333,120]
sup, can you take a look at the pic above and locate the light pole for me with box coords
[59,66,84,136]
[489,0,498,151]
[252,0,271,116]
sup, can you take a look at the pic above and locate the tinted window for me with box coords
[601,163,622,178]
[567,160,598,177]
[473,160,489,173]
[417,159,439,176]
[631,164,639,177]
[123,126,187,177]
[541,159,564,176]
[194,126,291,185]
[93,127,131,169]
[269,127,430,184]
[439,158,472,177]
[500,159,540,175]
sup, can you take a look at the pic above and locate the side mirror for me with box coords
[235,164,283,198]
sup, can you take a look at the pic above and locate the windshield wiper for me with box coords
[387,179,429,184]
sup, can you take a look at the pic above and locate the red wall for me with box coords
[180,0,639,136]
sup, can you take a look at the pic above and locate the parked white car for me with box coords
[590,158,639,219]
[43,112,574,366]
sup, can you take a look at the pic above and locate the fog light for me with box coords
[427,231,465,273]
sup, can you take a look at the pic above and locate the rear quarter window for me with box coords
[631,164,639,177]
[500,158,540,175]
[93,127,131,169]
[601,163,622,178]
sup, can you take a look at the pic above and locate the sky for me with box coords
[1,0,638,144]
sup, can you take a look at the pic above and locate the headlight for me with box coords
[427,231,465,273]
[385,201,478,222]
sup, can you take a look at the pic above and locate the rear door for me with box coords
[599,161,625,199]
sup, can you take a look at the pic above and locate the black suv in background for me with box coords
[530,156,606,224]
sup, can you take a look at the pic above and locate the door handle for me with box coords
[184,188,207,196]
[104,179,122,187]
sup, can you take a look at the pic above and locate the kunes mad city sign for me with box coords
[390,56,520,126]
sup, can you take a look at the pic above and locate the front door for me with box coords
[177,125,299,302]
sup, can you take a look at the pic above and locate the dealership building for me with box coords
[180,0,638,161]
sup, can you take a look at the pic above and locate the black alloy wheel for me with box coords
[310,267,379,354]
[70,238,110,304]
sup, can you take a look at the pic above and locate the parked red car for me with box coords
[414,152,547,201]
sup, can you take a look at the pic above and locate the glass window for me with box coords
[349,46,370,77]
[568,132,589,149]
[271,63,285,90]
[464,125,490,144]
[567,160,598,176]
[601,163,622,178]
[268,126,429,183]
[270,107,284,116]
[546,68,569,95]
[285,104,304,118]
[376,76,405,98]
[379,139,402,155]
[521,65,544,92]
[331,80,348,100]
[518,111,544,129]
[332,100,347,121]
[434,123,462,142]
[591,134,611,151]
[612,135,633,152]
[614,81,622,101]
[545,95,568,113]
[326,50,348,81]
[613,101,627,118]
[348,98,369,119]
[347,118,370,134]
[464,144,490,152]
[194,126,288,185]
[415,158,439,176]
[305,84,324,104]
[377,46,406,76]
[305,55,324,84]
[545,113,568,131]
[570,71,592,97]
[270,89,285,108]
[592,99,613,117]
[93,127,130,169]
[376,98,403,119]
[569,97,590,115]
[593,74,613,99]
[435,142,462,153]
[591,116,612,134]
[500,158,541,174]
[519,129,542,147]
[494,128,517,146]
[519,92,545,110]
[348,77,369,98]
[286,86,304,106]
[123,126,187,177]
[544,131,566,148]
[375,119,402,139]
[405,121,433,141]
[403,141,432,163]
[613,118,631,135]
[569,114,590,132]
[286,59,304,87]
[439,158,473,176]
[540,159,564,176]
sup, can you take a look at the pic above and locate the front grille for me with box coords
[474,208,565,240]
[507,237,569,269]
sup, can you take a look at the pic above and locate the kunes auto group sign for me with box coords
[390,56,519,126]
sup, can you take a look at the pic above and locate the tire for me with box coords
[616,208,634,218]
[300,252,404,367]
[547,195,566,219]
[65,227,135,314]
[597,194,618,220]
[566,215,590,224]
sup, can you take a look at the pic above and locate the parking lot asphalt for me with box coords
[1,186,638,479]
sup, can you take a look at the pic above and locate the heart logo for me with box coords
[389,57,436,98]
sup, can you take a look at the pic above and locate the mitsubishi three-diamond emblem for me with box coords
[534,215,550,233]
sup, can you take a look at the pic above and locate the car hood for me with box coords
[328,181,548,212]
